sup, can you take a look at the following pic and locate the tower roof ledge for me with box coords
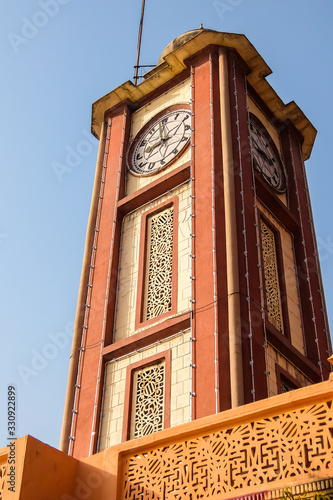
[92,29,316,160]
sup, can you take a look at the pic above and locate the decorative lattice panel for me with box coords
[145,207,174,320]
[261,220,283,332]
[131,363,165,439]
[122,401,333,499]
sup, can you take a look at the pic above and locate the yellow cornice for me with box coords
[91,30,316,160]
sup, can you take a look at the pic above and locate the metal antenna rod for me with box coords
[134,0,146,86]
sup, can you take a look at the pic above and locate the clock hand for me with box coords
[145,136,170,154]
[255,145,275,165]
[159,121,163,140]
[159,120,170,141]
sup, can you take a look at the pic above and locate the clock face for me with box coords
[249,114,286,193]
[128,106,191,176]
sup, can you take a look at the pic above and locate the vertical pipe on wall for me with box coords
[218,47,244,408]
[209,54,220,413]
[190,65,196,420]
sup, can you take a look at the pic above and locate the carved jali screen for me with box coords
[145,207,174,321]
[122,401,333,499]
[131,362,165,439]
[260,220,283,332]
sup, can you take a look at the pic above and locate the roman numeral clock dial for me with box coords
[128,107,191,176]
[249,113,286,193]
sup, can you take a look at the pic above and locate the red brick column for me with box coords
[71,105,130,458]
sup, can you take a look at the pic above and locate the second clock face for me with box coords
[249,114,286,193]
[128,107,191,176]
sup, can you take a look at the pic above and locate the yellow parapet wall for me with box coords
[2,377,333,499]
[0,436,114,499]
[84,376,333,500]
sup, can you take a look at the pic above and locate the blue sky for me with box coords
[1,0,333,450]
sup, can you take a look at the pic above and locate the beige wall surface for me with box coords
[126,79,191,195]
[98,330,192,451]
[114,182,191,342]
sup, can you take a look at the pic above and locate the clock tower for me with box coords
[60,28,331,460]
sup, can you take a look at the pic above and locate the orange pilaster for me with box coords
[71,106,130,459]
[191,49,220,418]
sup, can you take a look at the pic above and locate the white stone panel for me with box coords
[114,182,191,342]
[97,330,192,451]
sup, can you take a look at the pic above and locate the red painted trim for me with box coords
[190,50,219,418]
[254,174,300,233]
[103,313,190,361]
[185,44,220,69]
[282,130,318,363]
[275,363,302,393]
[122,350,172,442]
[104,100,133,122]
[135,196,179,329]
[228,51,268,403]
[267,327,320,382]
[118,162,190,215]
[286,126,330,379]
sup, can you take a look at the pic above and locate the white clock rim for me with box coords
[127,106,191,178]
